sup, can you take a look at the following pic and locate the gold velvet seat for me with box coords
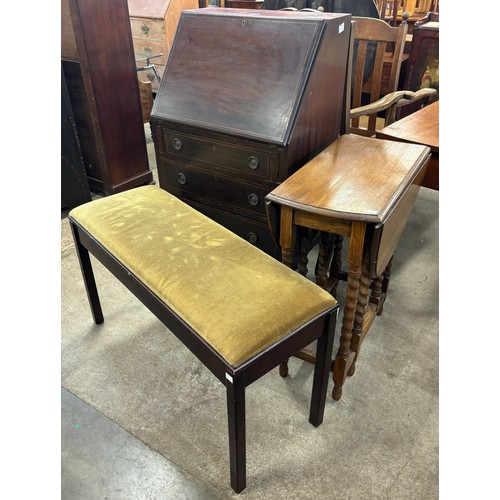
[69,185,339,493]
[69,186,335,368]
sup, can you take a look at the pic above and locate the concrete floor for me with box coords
[61,126,439,499]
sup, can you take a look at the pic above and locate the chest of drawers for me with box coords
[128,0,199,91]
[151,8,351,256]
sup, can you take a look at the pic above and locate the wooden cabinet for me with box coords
[61,0,152,195]
[151,8,351,256]
[128,0,199,91]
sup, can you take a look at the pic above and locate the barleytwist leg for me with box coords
[297,227,310,277]
[328,234,344,296]
[316,231,333,287]
[378,256,394,316]
[347,252,372,376]
[332,222,366,401]
[332,269,360,400]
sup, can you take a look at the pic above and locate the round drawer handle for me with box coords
[247,156,259,170]
[177,173,187,185]
[141,24,150,34]
[147,72,155,82]
[247,232,258,244]
[172,138,183,151]
[248,194,259,206]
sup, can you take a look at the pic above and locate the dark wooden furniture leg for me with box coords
[70,222,104,325]
[227,373,246,493]
[309,311,336,426]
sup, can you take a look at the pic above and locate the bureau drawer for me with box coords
[157,129,279,182]
[187,200,280,258]
[130,17,165,40]
[132,37,168,65]
[158,160,273,221]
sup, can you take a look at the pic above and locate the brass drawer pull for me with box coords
[141,24,150,34]
[248,194,259,206]
[247,232,258,244]
[177,173,187,185]
[172,138,183,151]
[247,156,259,170]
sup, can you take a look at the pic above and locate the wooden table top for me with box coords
[266,134,430,224]
[376,101,439,152]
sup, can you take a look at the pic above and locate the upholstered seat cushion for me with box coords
[69,186,336,368]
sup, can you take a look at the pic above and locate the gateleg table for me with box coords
[266,134,431,400]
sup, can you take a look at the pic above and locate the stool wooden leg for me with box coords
[309,311,336,426]
[279,361,289,377]
[70,222,104,325]
[226,373,246,493]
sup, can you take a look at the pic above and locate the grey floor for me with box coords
[61,125,439,499]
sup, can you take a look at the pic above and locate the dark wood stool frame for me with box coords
[69,217,339,493]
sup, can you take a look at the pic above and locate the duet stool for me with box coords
[266,134,430,401]
[68,185,338,493]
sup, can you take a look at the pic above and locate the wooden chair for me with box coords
[349,14,435,136]
[376,0,397,23]
[275,11,435,136]
[414,0,433,14]
[397,0,416,16]
[350,15,408,135]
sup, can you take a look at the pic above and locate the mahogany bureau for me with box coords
[150,8,351,257]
